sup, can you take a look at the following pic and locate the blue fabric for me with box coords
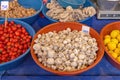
[2,76,120,80]
[0,16,120,80]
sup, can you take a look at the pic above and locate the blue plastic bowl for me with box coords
[0,0,43,24]
[57,0,86,9]
[42,0,95,23]
[0,19,35,71]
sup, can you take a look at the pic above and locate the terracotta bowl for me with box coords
[100,21,120,69]
[31,22,104,75]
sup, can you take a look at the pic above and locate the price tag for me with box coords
[82,25,90,34]
[1,1,9,10]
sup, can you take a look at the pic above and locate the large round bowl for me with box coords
[100,21,120,69]
[0,19,35,71]
[31,22,104,75]
[42,0,95,23]
[0,0,43,24]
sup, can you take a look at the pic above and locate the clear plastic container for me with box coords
[97,0,119,10]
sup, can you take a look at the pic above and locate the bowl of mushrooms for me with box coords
[0,0,43,24]
[31,22,104,75]
[42,0,96,23]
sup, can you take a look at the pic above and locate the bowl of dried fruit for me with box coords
[0,0,43,24]
[0,19,35,71]
[31,22,104,75]
[100,21,120,69]
[42,0,96,23]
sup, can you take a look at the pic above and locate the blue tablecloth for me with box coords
[0,15,120,80]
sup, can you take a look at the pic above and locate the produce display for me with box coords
[46,0,96,22]
[33,28,98,71]
[0,0,119,76]
[0,21,32,63]
[104,30,120,62]
[0,0,36,18]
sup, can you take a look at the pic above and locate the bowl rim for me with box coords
[100,21,120,65]
[0,0,43,19]
[59,0,86,5]
[30,22,104,75]
[0,19,35,67]
[42,0,95,23]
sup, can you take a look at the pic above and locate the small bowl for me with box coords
[100,21,120,69]
[31,22,104,75]
[0,19,35,71]
[42,0,95,23]
[57,0,86,9]
[0,0,43,24]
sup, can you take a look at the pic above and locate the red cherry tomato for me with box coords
[17,24,21,28]
[0,31,4,35]
[0,27,3,31]
[10,21,15,24]
[15,31,20,36]
[12,27,17,31]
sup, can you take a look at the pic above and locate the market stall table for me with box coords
[0,15,120,80]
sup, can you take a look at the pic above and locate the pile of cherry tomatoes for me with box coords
[0,21,32,63]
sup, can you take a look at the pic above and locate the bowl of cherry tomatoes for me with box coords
[0,19,35,71]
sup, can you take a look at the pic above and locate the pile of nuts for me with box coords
[33,28,98,71]
[46,0,96,22]
[0,0,36,18]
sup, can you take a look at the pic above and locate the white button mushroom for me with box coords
[47,50,55,58]
[51,65,57,70]
[55,58,62,65]
[47,58,55,65]
[65,61,71,66]
[33,44,41,51]
[73,49,79,55]
[34,50,39,54]
[75,38,79,42]
[38,58,42,62]
[37,34,41,39]
[78,54,86,60]
[88,59,94,65]
[37,51,42,57]
[34,39,39,43]
[63,40,68,44]
[70,53,75,59]
[66,28,71,32]
[65,66,72,71]
[58,65,64,71]
[71,62,77,67]
[73,57,78,62]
